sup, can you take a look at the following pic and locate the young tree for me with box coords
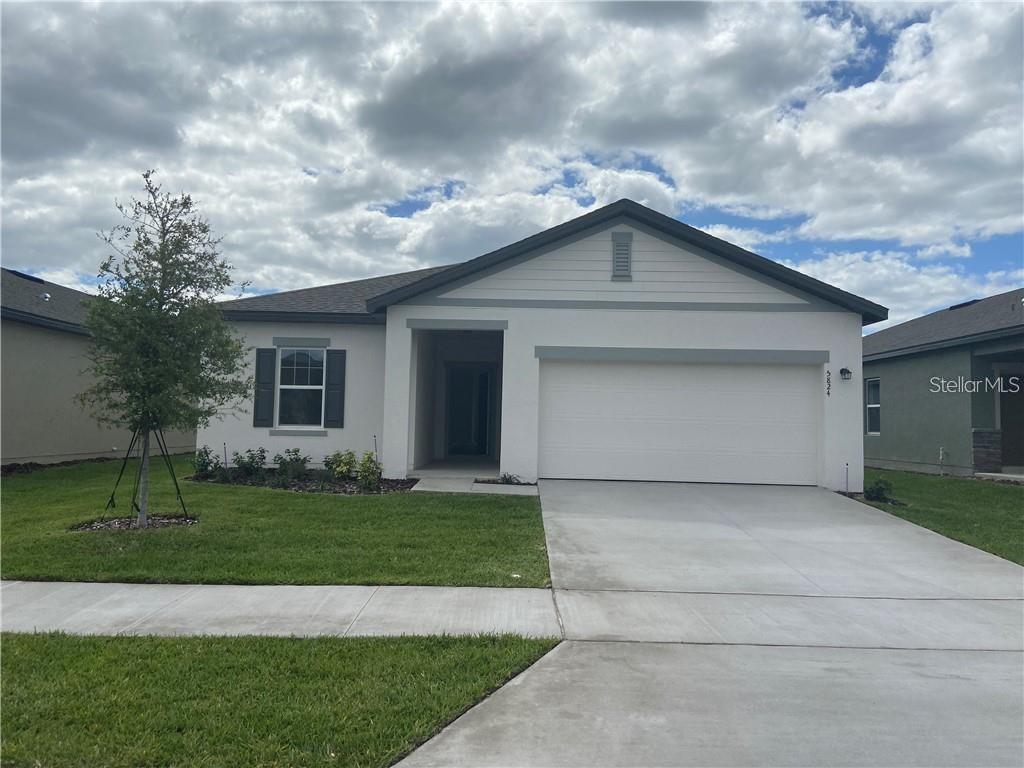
[81,170,249,527]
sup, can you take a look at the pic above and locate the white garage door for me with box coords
[538,361,820,485]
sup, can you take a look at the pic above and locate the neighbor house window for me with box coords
[277,348,325,426]
[865,378,881,435]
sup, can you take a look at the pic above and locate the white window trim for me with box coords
[276,347,326,428]
[865,377,881,435]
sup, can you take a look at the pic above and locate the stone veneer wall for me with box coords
[972,429,1002,473]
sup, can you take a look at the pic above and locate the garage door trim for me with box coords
[535,346,830,365]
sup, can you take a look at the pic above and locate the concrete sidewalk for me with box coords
[0,580,561,638]
[412,477,538,495]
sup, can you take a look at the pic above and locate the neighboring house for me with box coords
[863,288,1024,477]
[199,199,887,492]
[1,269,195,465]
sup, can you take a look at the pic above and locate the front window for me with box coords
[278,348,324,426]
[865,378,880,435]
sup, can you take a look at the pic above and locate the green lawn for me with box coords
[1,457,550,587]
[1,632,556,768]
[864,468,1024,565]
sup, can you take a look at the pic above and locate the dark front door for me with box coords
[446,363,496,456]
[1000,385,1024,466]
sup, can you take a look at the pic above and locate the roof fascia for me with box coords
[220,310,386,325]
[864,326,1024,363]
[1,307,90,336]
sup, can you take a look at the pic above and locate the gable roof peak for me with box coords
[365,199,888,324]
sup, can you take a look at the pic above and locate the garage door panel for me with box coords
[541,417,816,450]
[538,361,820,485]
[540,447,815,485]
[543,385,816,424]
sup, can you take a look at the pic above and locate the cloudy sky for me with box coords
[3,2,1022,329]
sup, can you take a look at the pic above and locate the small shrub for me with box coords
[324,449,357,480]
[323,451,340,475]
[498,472,522,485]
[192,445,222,481]
[356,451,383,492]
[232,447,267,480]
[864,477,896,503]
[273,448,311,483]
[268,472,291,489]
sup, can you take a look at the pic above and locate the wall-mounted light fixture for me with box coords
[839,367,853,381]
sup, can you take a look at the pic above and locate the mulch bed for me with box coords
[283,476,418,494]
[855,494,907,507]
[70,515,199,532]
[188,470,417,495]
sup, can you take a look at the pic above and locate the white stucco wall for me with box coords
[197,321,386,464]
[210,224,868,490]
[382,304,865,491]
[410,330,435,469]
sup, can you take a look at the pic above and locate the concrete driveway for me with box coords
[541,480,1022,598]
[401,481,1024,767]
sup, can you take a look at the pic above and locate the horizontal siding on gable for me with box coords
[438,226,806,304]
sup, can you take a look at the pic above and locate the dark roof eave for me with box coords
[364,199,889,325]
[1,307,91,336]
[863,326,1024,362]
[220,310,386,325]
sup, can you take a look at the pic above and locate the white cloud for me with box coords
[783,3,1023,246]
[697,225,793,251]
[1,1,1020,303]
[33,269,99,296]
[788,250,1024,329]
[916,242,972,259]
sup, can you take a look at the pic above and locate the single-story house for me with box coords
[0,268,195,465]
[199,199,887,491]
[863,288,1024,476]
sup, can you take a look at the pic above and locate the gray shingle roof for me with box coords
[218,264,456,320]
[220,200,890,325]
[863,288,1024,359]
[1,268,92,333]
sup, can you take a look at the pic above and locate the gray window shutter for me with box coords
[612,231,633,279]
[324,349,346,428]
[253,348,277,427]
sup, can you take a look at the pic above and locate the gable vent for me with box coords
[611,231,633,280]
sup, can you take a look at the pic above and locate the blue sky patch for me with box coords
[966,233,1024,274]
[828,7,931,90]
[680,206,805,234]
[382,196,432,218]
[377,179,465,218]
[534,166,596,205]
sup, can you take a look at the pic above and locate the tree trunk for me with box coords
[138,430,150,528]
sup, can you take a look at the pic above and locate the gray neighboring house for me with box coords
[0,268,195,465]
[863,288,1024,476]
